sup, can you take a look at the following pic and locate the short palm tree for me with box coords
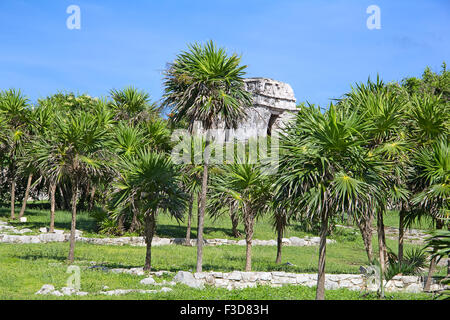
[209,160,271,271]
[274,104,381,300]
[341,78,409,269]
[162,40,252,272]
[0,89,31,220]
[411,139,449,290]
[34,109,112,263]
[110,86,159,125]
[111,149,187,271]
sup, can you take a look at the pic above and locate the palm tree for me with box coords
[209,160,270,271]
[109,86,159,125]
[274,104,381,300]
[0,89,31,220]
[111,149,186,271]
[34,109,112,262]
[270,198,291,264]
[411,140,449,290]
[162,40,252,272]
[341,78,409,270]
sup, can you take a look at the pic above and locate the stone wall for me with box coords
[188,271,444,293]
[0,220,335,247]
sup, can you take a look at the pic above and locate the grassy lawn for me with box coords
[381,210,435,230]
[0,204,443,300]
[0,242,432,300]
[0,203,313,240]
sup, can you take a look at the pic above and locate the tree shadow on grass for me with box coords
[155,224,241,239]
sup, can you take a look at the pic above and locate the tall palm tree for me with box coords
[274,104,382,300]
[162,40,252,272]
[111,149,186,271]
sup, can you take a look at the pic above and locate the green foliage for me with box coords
[162,40,252,131]
[385,247,428,281]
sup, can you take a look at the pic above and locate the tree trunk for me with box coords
[59,184,71,211]
[315,212,329,300]
[144,213,156,271]
[243,206,254,272]
[376,208,387,272]
[196,162,209,272]
[230,204,241,238]
[18,173,33,219]
[185,193,194,246]
[88,185,96,211]
[67,179,78,264]
[230,203,241,238]
[117,215,125,235]
[398,207,405,263]
[130,197,140,233]
[376,207,387,299]
[275,221,283,264]
[356,213,374,263]
[49,183,56,233]
[424,219,443,291]
[10,178,16,220]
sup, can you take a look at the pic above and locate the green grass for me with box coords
[0,204,312,240]
[0,242,432,300]
[381,210,435,230]
[0,204,443,300]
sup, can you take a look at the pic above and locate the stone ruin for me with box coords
[237,77,298,140]
[194,78,298,141]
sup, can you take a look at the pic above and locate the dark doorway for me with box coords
[267,113,280,136]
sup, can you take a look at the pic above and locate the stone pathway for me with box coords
[0,220,335,247]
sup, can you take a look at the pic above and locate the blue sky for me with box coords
[0,0,449,109]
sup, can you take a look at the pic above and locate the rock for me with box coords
[325,281,339,290]
[405,283,422,293]
[194,272,207,280]
[39,227,49,233]
[36,284,56,295]
[39,233,65,242]
[289,237,305,246]
[228,271,242,281]
[173,271,204,289]
[61,287,77,296]
[430,284,441,291]
[19,217,27,223]
[18,228,33,234]
[51,290,64,296]
[160,287,173,293]
[140,277,156,285]
[257,272,272,281]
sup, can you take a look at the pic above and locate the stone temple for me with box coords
[236,77,298,140]
[193,78,297,141]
